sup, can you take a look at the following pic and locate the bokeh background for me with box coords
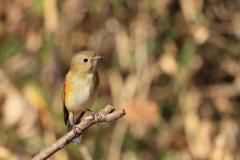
[0,0,240,159]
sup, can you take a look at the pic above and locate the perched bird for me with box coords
[63,50,103,145]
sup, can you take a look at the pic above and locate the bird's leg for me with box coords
[87,109,96,114]
[72,114,81,137]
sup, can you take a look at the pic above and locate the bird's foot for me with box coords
[73,125,82,137]
[87,109,100,122]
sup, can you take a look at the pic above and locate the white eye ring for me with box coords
[82,58,88,63]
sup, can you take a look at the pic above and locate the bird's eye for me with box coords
[82,58,88,63]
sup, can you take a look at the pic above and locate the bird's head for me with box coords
[70,50,104,73]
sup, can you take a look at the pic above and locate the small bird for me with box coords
[62,50,103,145]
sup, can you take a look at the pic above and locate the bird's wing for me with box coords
[63,73,70,125]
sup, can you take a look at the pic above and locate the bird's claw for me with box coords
[87,109,101,122]
[73,125,82,137]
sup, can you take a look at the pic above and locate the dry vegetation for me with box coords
[0,0,239,160]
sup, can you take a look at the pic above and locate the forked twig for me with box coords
[32,104,126,160]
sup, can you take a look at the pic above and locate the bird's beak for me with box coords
[95,56,104,60]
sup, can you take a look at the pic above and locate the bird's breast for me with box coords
[65,72,99,112]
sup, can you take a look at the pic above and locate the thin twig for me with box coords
[32,104,126,160]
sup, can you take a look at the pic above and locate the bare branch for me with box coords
[32,104,126,160]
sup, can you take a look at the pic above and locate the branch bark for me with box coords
[32,104,126,160]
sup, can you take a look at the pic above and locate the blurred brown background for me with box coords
[0,0,240,159]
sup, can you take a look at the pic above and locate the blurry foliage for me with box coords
[0,0,240,160]
[0,35,23,64]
